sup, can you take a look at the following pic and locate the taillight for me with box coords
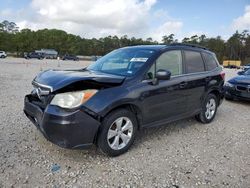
[220,72,225,81]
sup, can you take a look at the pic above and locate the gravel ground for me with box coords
[0,57,249,188]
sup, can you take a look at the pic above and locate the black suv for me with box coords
[24,44,225,156]
[62,54,79,61]
[25,52,44,59]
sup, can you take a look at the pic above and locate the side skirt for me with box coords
[141,109,201,129]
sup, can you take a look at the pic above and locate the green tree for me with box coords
[162,34,177,44]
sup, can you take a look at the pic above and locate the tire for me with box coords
[196,93,218,124]
[97,109,138,157]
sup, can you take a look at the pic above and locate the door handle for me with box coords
[179,81,188,88]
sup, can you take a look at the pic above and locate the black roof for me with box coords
[123,45,166,50]
[124,43,209,51]
[169,43,209,50]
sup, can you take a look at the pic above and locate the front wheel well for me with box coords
[102,104,143,129]
[93,104,143,145]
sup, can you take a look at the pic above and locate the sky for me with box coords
[0,0,250,41]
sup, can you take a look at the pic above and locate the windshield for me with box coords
[244,69,250,75]
[87,48,156,76]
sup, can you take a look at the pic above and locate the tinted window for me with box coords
[184,51,205,73]
[203,53,218,71]
[156,50,183,76]
[146,50,182,79]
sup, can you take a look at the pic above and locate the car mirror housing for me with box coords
[155,69,171,80]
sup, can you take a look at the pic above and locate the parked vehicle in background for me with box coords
[36,49,58,59]
[224,69,250,101]
[62,54,79,61]
[91,56,102,61]
[223,60,241,69]
[243,63,250,71]
[24,44,225,156]
[0,51,7,58]
[25,52,44,59]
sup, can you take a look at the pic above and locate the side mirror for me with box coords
[155,69,171,80]
[237,71,244,75]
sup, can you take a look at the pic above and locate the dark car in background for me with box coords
[25,52,44,59]
[24,44,225,156]
[224,69,250,101]
[62,54,79,61]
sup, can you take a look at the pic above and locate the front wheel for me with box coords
[196,94,218,124]
[97,109,138,156]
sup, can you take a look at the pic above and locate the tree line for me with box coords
[0,20,250,64]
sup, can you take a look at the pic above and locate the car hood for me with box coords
[229,75,250,85]
[33,69,125,91]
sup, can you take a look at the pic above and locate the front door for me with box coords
[140,50,188,125]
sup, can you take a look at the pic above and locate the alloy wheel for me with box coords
[107,117,133,150]
[205,98,216,120]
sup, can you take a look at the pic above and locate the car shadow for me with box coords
[55,117,200,160]
[133,117,198,147]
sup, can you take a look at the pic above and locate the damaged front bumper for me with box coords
[24,94,101,149]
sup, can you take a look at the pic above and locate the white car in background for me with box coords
[0,51,7,58]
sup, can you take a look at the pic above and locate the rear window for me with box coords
[203,53,218,71]
[184,50,205,73]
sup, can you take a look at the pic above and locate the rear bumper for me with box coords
[24,95,101,149]
[224,86,250,101]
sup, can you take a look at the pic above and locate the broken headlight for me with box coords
[50,90,98,109]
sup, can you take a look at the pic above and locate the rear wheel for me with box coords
[97,109,137,156]
[196,94,218,123]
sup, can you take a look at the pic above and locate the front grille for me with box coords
[236,86,248,92]
[30,83,52,109]
[30,94,50,109]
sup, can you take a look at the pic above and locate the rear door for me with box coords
[183,50,207,112]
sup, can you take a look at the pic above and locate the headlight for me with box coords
[224,82,234,87]
[50,89,98,109]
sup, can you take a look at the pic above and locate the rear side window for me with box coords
[203,53,218,71]
[184,51,205,73]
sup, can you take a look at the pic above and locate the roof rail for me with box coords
[169,43,209,50]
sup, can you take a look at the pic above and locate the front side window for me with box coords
[87,48,156,76]
[146,50,183,79]
[184,50,205,73]
[157,50,183,76]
